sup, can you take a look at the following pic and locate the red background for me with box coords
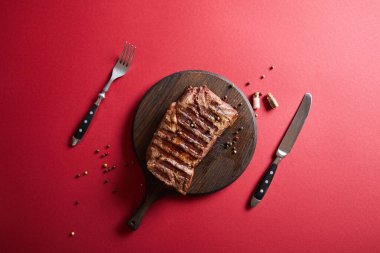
[1,0,380,252]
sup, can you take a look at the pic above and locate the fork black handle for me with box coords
[71,102,100,146]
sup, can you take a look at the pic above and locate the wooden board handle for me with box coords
[127,179,165,230]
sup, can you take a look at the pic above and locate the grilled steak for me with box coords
[146,86,238,195]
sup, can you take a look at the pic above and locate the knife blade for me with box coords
[250,93,312,207]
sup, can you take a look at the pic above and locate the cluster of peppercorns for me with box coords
[70,144,128,238]
[224,126,243,155]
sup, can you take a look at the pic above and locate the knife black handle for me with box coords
[71,103,99,146]
[250,162,278,207]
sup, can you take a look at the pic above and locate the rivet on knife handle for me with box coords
[250,160,279,207]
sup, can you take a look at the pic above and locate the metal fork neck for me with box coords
[103,78,115,93]
[95,78,115,106]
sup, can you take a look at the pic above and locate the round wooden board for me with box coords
[133,70,257,194]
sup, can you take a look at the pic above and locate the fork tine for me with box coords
[119,42,127,63]
[127,46,136,66]
[123,43,132,65]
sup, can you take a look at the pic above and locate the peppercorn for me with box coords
[69,232,75,237]
[190,123,195,128]
[106,144,111,149]
[260,75,266,79]
[269,65,275,70]
[75,174,81,179]
[223,95,227,100]
[95,149,100,154]
[246,81,251,86]
[83,171,88,175]
[233,136,239,141]
[74,201,80,206]
[238,126,244,131]
[104,179,109,184]
[102,164,108,169]
[228,84,233,89]
[232,150,237,155]
[238,102,242,106]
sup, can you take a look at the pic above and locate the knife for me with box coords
[250,93,312,207]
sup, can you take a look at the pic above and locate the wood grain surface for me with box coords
[128,70,257,230]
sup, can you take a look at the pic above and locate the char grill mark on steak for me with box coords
[179,105,218,131]
[150,162,191,193]
[176,117,211,143]
[151,137,199,163]
[157,129,203,154]
[161,118,209,147]
[156,155,193,176]
[154,131,202,160]
[146,86,238,195]
[176,107,213,134]
[162,118,211,144]
[150,144,195,172]
[177,127,208,147]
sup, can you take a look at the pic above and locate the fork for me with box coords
[71,42,136,146]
